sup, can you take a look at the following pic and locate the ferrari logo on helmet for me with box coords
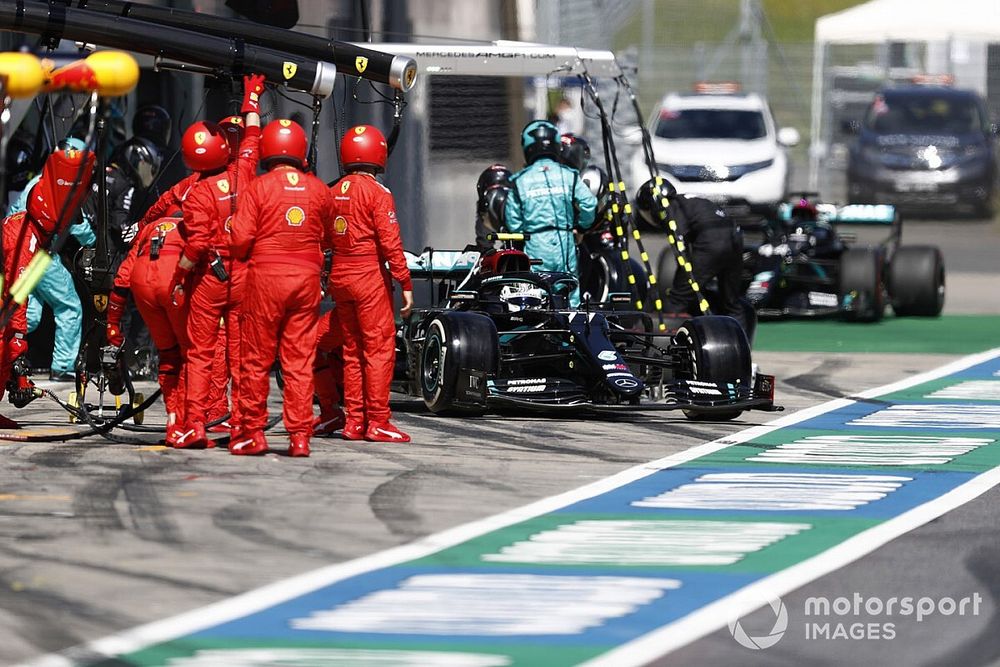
[217,178,230,194]
[286,206,305,226]
[194,131,206,146]
[286,172,299,186]
[354,126,366,135]
[93,294,108,312]
[334,216,347,234]
[341,181,351,194]
[282,61,297,80]
[355,56,368,73]
[279,119,292,127]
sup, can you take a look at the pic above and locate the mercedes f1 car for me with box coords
[392,234,779,421]
[738,197,945,322]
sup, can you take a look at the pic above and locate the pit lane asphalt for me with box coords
[1,218,997,666]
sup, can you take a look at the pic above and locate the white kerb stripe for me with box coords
[747,435,993,466]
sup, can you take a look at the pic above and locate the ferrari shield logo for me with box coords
[286,172,299,186]
[341,181,351,194]
[354,126,366,135]
[93,294,108,312]
[286,206,305,226]
[282,61,297,80]
[194,131,206,146]
[217,179,230,194]
[334,216,347,234]
[355,56,368,73]
[279,119,292,127]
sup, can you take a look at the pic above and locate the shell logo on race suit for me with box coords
[286,206,305,227]
[224,216,233,233]
[286,172,299,186]
[156,221,177,234]
[334,216,348,234]
[217,179,230,194]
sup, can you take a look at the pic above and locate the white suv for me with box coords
[631,89,800,207]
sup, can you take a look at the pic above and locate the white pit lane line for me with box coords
[20,346,1000,667]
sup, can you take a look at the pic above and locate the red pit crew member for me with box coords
[106,212,189,442]
[314,304,344,435]
[230,119,336,457]
[170,75,263,448]
[2,145,95,427]
[329,125,413,443]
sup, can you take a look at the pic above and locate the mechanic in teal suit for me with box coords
[7,137,95,381]
[504,120,597,307]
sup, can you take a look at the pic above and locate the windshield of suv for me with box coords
[654,109,768,140]
[865,94,983,134]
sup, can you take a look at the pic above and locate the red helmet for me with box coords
[261,119,308,169]
[340,124,387,173]
[217,115,245,161]
[181,120,230,172]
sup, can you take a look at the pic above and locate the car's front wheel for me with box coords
[420,312,498,416]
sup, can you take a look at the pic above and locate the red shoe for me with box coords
[172,422,210,449]
[314,409,346,436]
[341,420,365,441]
[288,433,310,457]
[207,420,231,433]
[365,421,411,443]
[229,431,269,456]
[0,414,20,430]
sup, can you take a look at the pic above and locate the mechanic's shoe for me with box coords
[341,420,365,441]
[365,421,411,443]
[48,370,75,382]
[0,414,20,430]
[288,434,311,457]
[172,421,210,449]
[207,420,231,433]
[229,431,269,456]
[314,409,346,436]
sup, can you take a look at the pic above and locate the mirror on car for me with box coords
[777,127,800,147]
[841,119,861,135]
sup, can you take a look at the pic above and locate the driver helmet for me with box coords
[476,163,512,212]
[790,198,819,222]
[500,284,547,312]
[634,176,677,229]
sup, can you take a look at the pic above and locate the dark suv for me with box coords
[846,86,998,216]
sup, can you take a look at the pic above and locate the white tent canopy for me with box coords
[809,0,1000,190]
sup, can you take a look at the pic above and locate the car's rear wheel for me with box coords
[675,315,752,421]
[839,247,885,322]
[420,312,498,416]
[889,245,945,317]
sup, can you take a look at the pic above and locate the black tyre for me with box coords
[580,247,641,305]
[889,245,945,317]
[675,315,752,421]
[839,247,884,322]
[420,312,498,416]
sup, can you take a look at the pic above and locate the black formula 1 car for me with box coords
[737,197,945,322]
[392,234,779,420]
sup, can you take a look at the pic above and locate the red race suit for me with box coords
[231,166,335,438]
[328,173,411,429]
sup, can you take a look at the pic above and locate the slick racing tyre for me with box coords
[889,245,945,317]
[676,315,752,421]
[839,247,885,323]
[420,311,498,416]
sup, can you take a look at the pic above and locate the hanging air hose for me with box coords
[580,69,655,310]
